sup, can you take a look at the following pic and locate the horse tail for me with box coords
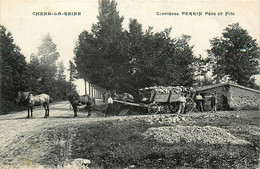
[49,97,53,103]
[92,97,96,105]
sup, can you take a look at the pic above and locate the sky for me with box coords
[1,0,259,94]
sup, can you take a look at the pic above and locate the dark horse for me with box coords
[16,91,51,118]
[68,93,94,117]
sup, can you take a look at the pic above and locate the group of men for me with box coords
[103,91,217,116]
[196,92,217,113]
[177,92,217,114]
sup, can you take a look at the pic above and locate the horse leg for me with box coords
[87,105,91,117]
[73,104,77,117]
[43,104,47,118]
[31,106,33,117]
[47,104,50,116]
[27,107,30,118]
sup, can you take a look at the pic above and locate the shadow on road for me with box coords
[1,116,93,120]
[0,116,46,120]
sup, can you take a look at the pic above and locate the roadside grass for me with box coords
[0,100,27,114]
[2,110,259,168]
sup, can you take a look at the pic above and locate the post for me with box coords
[89,83,91,96]
[84,79,87,95]
[92,86,94,98]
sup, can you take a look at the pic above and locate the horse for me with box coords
[114,93,134,103]
[112,92,135,115]
[16,91,51,118]
[68,93,94,117]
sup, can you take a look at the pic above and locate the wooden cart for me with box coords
[113,86,195,115]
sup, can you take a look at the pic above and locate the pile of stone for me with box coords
[133,114,188,125]
[142,125,250,145]
[61,158,91,169]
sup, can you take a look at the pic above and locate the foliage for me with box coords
[0,25,28,112]
[35,33,60,95]
[192,55,213,86]
[68,60,77,85]
[75,0,127,92]
[0,28,76,113]
[57,61,66,81]
[74,0,196,95]
[208,23,260,86]
[25,33,73,100]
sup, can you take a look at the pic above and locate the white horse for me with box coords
[114,93,134,103]
[16,91,51,118]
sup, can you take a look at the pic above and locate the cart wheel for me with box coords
[148,103,159,114]
[160,105,169,114]
[168,102,179,113]
[185,97,194,114]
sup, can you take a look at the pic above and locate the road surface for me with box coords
[0,99,119,166]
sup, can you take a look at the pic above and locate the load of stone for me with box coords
[142,125,250,145]
[139,86,195,102]
[139,86,187,94]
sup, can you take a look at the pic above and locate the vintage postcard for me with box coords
[0,0,259,168]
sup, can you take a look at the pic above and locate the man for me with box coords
[105,95,113,116]
[210,93,217,113]
[177,93,186,116]
[195,93,204,112]
[86,101,91,117]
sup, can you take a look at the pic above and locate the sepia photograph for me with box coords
[0,0,259,168]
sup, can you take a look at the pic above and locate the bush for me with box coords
[0,100,26,114]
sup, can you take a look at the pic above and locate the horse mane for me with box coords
[27,91,33,98]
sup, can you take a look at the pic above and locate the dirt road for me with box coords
[0,100,259,168]
[0,100,118,166]
[0,99,147,166]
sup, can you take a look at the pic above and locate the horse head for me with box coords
[27,91,33,99]
[16,91,22,102]
[111,90,117,99]
[16,91,30,102]
[124,93,134,102]
[67,92,80,105]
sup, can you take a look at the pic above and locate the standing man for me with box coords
[86,100,91,117]
[210,92,217,113]
[195,93,204,112]
[105,95,113,117]
[177,93,186,116]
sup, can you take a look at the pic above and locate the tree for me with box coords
[75,0,129,92]
[68,60,78,88]
[55,61,72,100]
[24,53,42,92]
[36,33,60,96]
[38,33,60,78]
[208,23,260,86]
[0,25,28,112]
[126,25,196,89]
[75,0,196,96]
[57,61,66,81]
[192,55,213,86]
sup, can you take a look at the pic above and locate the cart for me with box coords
[113,86,195,115]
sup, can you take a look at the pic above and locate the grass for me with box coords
[1,110,259,168]
[0,100,27,114]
